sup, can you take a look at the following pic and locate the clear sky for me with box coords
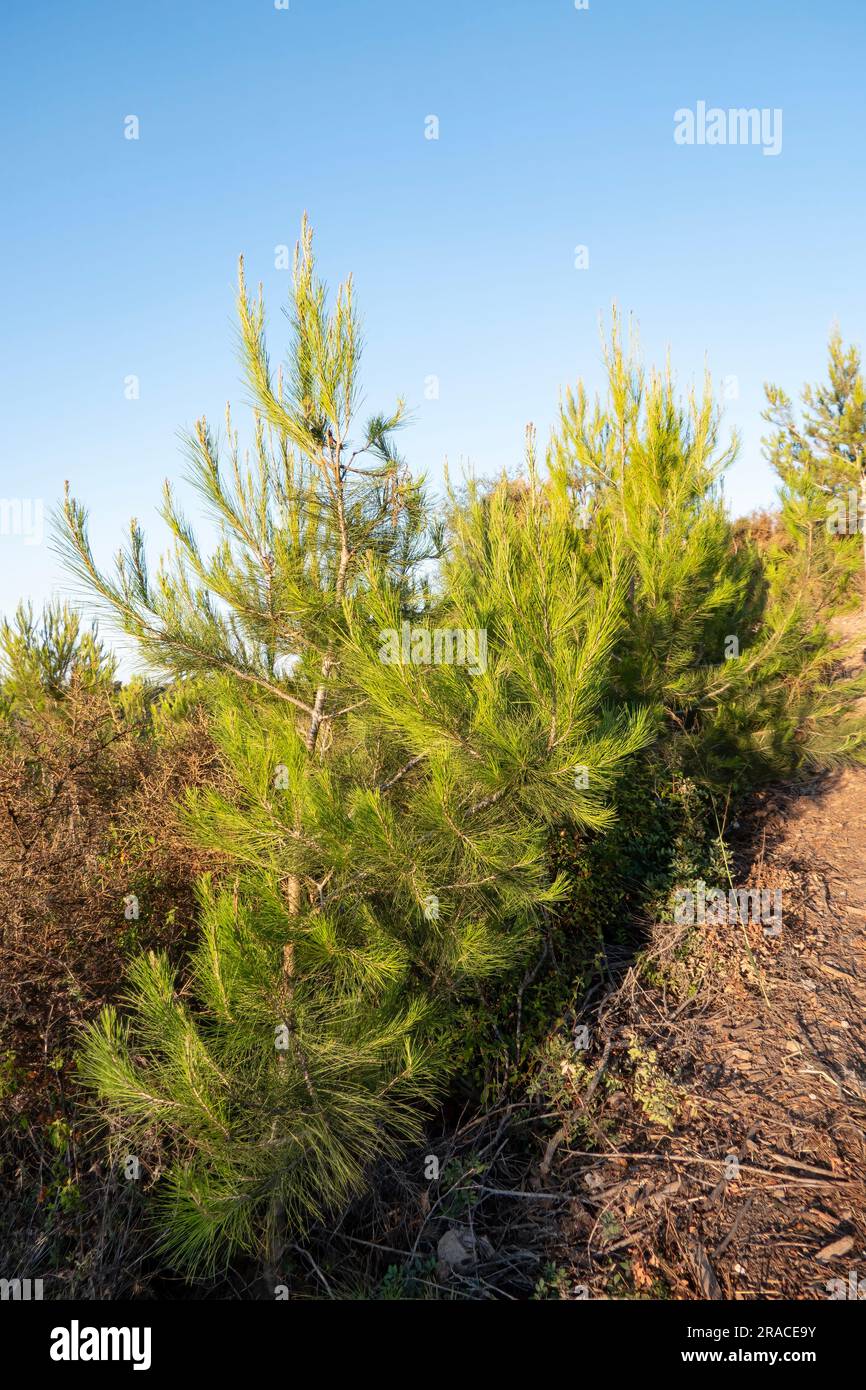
[1,0,864,641]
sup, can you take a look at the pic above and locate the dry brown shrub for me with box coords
[0,680,225,1296]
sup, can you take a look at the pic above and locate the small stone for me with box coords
[436,1228,493,1278]
[817,1235,854,1262]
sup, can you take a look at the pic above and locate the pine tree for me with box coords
[56,223,646,1274]
[764,329,866,609]
[0,600,113,722]
[549,313,866,785]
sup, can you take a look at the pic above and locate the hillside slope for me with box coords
[548,762,866,1300]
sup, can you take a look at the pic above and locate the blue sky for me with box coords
[1,0,865,642]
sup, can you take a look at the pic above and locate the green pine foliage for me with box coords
[763,328,866,610]
[549,313,866,785]
[55,239,866,1276]
[0,600,114,722]
[59,224,647,1273]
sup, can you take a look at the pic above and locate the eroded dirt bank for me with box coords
[549,766,866,1300]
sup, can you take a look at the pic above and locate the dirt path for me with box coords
[551,766,866,1300]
